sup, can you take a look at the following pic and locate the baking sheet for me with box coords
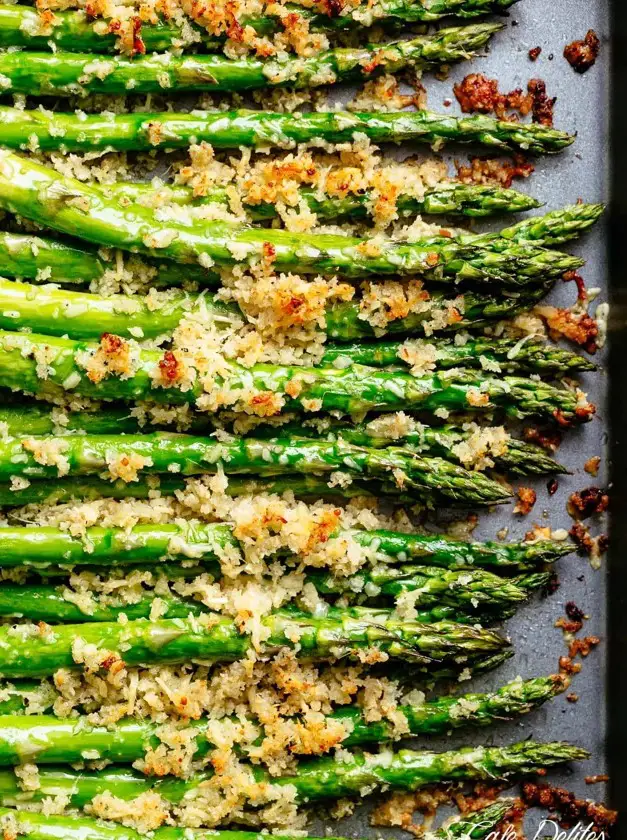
[319,0,611,833]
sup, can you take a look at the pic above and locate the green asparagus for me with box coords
[0,520,572,574]
[0,231,220,289]
[0,402,570,476]
[114,178,542,221]
[0,585,207,623]
[0,25,502,97]
[0,1,519,54]
[0,803,513,840]
[0,676,564,765]
[0,332,595,423]
[0,151,582,281]
[0,277,555,344]
[286,416,567,476]
[0,107,575,155]
[0,810,357,840]
[0,431,513,505]
[308,565,550,606]
[0,584,519,626]
[108,185,603,245]
[0,564,546,622]
[0,609,509,678]
[0,741,588,809]
[435,801,515,840]
[319,336,595,373]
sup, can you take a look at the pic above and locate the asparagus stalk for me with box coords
[0,585,207,623]
[0,584,516,626]
[0,1,519,54]
[0,802,520,840]
[0,206,602,342]
[0,107,575,155]
[435,801,515,840]
[0,809,357,840]
[0,471,421,507]
[320,336,596,373]
[0,676,564,766]
[106,185,602,245]
[0,231,220,289]
[291,417,567,476]
[0,25,502,97]
[0,803,512,840]
[0,741,588,809]
[0,151,582,281]
[0,565,545,623]
[0,278,553,344]
[0,332,594,423]
[0,610,509,678]
[0,402,569,476]
[114,178,542,221]
[0,431,513,505]
[0,520,572,574]
[308,564,550,607]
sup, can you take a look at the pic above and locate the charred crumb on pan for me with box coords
[567,487,609,520]
[523,426,563,453]
[566,692,578,703]
[564,30,601,73]
[521,781,616,831]
[584,456,601,477]
[555,601,586,635]
[514,487,536,515]
[534,305,599,353]
[563,269,588,303]
[585,775,610,785]
[558,634,600,677]
[454,154,534,188]
[528,78,556,126]
[569,522,609,568]
[547,478,559,496]
[528,46,542,61]
[453,73,555,126]
[566,601,586,623]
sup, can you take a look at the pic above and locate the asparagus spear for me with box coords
[0,585,207,623]
[0,431,512,505]
[0,803,512,840]
[0,610,509,678]
[0,809,359,840]
[0,676,564,766]
[0,801,520,840]
[0,107,575,155]
[113,178,541,221]
[0,332,594,423]
[106,185,603,246]
[287,417,567,476]
[308,564,550,607]
[0,231,220,289]
[0,402,570,476]
[0,583,519,626]
[320,336,596,373]
[435,801,515,840]
[0,152,582,281]
[0,1,519,54]
[0,741,588,809]
[0,564,545,623]
[0,25,502,97]
[0,520,572,574]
